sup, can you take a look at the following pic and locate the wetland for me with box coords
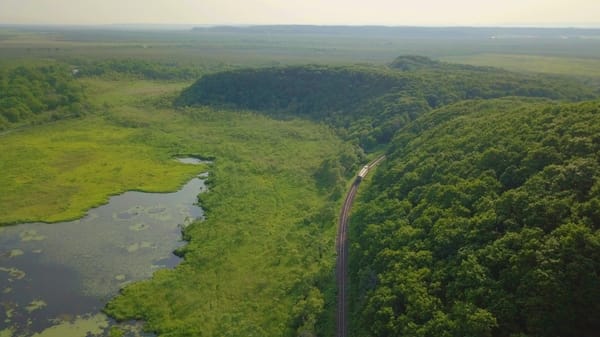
[1,172,207,336]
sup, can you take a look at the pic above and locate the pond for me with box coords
[0,169,208,336]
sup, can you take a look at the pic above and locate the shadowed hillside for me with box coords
[176,57,596,149]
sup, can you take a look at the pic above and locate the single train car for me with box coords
[357,165,369,180]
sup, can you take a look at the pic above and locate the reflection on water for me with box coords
[0,177,207,336]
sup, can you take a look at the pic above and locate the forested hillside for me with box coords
[176,57,595,149]
[349,98,600,337]
[175,58,600,337]
[0,64,86,129]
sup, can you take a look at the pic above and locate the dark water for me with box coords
[0,174,207,337]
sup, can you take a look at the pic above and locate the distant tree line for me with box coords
[74,59,206,81]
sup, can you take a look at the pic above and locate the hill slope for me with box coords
[349,98,600,337]
[176,57,596,148]
[166,57,600,336]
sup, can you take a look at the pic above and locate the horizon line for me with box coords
[1,23,600,29]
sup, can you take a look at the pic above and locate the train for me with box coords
[357,165,369,180]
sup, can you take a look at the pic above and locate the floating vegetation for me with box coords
[19,230,45,242]
[125,243,139,253]
[26,300,47,313]
[0,328,15,337]
[4,303,15,320]
[30,313,109,337]
[0,177,207,335]
[8,250,24,258]
[0,267,26,280]
[126,241,155,253]
[147,212,172,222]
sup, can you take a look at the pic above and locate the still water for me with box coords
[0,165,207,336]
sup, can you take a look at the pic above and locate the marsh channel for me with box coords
[0,158,208,337]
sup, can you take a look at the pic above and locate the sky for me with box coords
[0,0,599,27]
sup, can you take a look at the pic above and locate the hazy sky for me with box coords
[1,0,599,27]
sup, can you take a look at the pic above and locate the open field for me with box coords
[442,53,600,78]
[2,26,600,70]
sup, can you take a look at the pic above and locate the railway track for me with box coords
[336,155,385,337]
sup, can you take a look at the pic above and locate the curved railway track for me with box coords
[336,155,385,337]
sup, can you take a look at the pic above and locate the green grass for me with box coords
[442,53,600,78]
[1,78,355,336]
[0,76,202,225]
[0,116,202,224]
[102,84,353,336]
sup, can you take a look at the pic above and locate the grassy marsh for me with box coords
[1,77,355,336]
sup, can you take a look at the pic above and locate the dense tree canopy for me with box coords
[350,98,600,337]
[0,64,86,129]
[74,59,206,81]
[176,58,595,149]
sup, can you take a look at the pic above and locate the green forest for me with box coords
[1,25,599,337]
[0,64,86,129]
[349,98,600,337]
[173,57,600,337]
[178,56,595,149]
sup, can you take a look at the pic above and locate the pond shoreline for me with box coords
[0,160,210,337]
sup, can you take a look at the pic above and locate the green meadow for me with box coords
[0,80,201,224]
[442,53,600,78]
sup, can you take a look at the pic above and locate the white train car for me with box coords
[357,165,369,180]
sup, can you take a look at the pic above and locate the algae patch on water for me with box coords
[0,176,207,335]
[0,328,15,337]
[30,314,109,337]
[26,299,47,313]
[19,230,45,242]
[126,241,155,253]
[7,249,24,258]
[0,267,26,280]
[0,313,110,337]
